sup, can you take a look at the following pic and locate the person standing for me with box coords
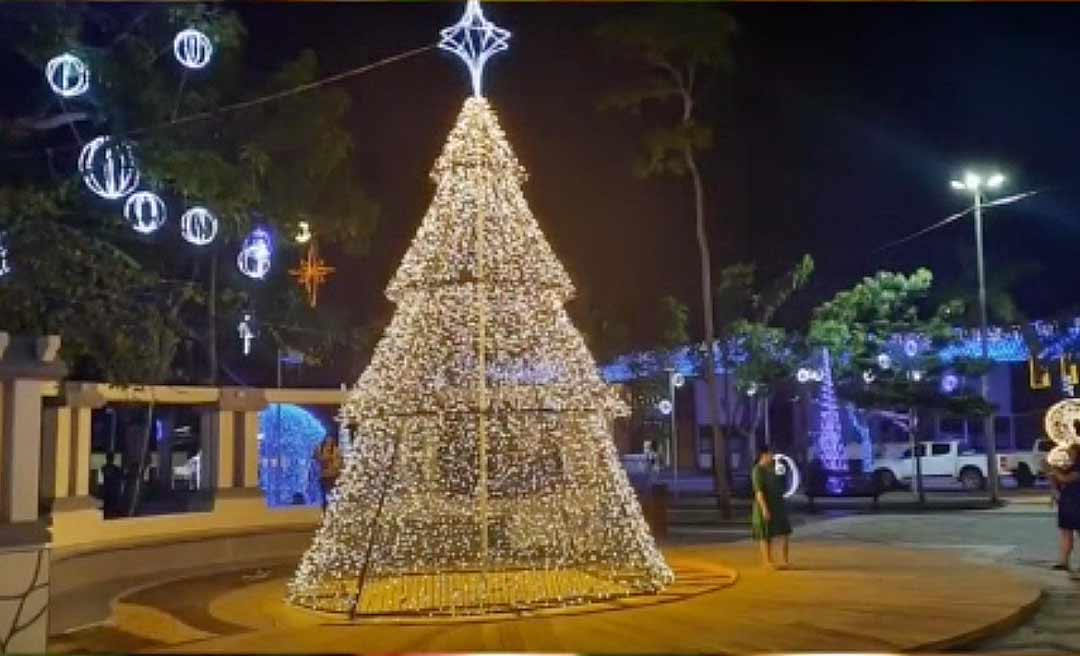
[100,452,123,518]
[751,444,793,569]
[314,434,344,513]
[1050,443,1080,570]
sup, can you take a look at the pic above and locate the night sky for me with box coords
[15,2,1080,355]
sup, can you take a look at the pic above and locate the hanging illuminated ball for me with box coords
[180,206,218,245]
[122,191,167,234]
[45,53,89,98]
[877,353,892,370]
[941,373,959,393]
[773,453,801,498]
[862,370,875,384]
[237,227,273,279]
[78,136,139,200]
[796,368,812,384]
[657,399,673,415]
[173,28,213,69]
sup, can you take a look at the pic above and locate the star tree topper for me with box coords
[439,0,511,97]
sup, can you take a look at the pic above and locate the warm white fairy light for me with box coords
[288,97,672,617]
[180,206,218,245]
[123,191,167,234]
[45,53,89,98]
[78,136,139,200]
[173,28,213,69]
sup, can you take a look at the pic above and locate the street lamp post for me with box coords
[660,369,686,498]
[951,170,1006,504]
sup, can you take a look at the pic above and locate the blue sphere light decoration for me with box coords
[903,338,920,358]
[45,53,89,98]
[237,226,273,279]
[438,0,511,98]
[180,206,217,245]
[657,399,673,415]
[258,404,327,507]
[78,136,139,200]
[173,28,213,69]
[941,373,960,394]
[123,191,167,234]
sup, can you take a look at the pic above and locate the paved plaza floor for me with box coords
[51,535,1041,654]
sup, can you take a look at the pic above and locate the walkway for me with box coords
[51,539,1039,654]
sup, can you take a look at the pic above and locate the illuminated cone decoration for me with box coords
[288,97,673,615]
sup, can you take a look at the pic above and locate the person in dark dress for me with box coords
[1050,443,1080,570]
[751,445,793,569]
[100,452,123,518]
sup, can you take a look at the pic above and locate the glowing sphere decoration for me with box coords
[258,403,328,507]
[657,399,673,415]
[173,28,213,69]
[773,453,801,498]
[122,191,167,234]
[941,373,960,393]
[45,53,89,98]
[180,207,218,245]
[237,227,273,279]
[903,338,920,357]
[863,370,875,384]
[877,353,892,370]
[796,368,811,384]
[78,136,139,200]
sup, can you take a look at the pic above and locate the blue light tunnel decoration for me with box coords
[259,403,327,507]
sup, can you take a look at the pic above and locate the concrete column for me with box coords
[70,407,92,498]
[40,406,72,503]
[200,410,235,489]
[2,380,45,523]
[236,411,260,488]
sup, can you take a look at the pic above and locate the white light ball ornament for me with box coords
[123,192,167,234]
[180,207,218,245]
[174,29,213,69]
[657,399,673,416]
[773,453,800,498]
[45,53,89,98]
[941,373,960,394]
[237,227,273,279]
[78,136,139,200]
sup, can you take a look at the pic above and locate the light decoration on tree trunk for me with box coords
[290,241,336,307]
[815,348,847,472]
[45,53,90,98]
[123,191,167,234]
[78,136,139,200]
[179,206,218,245]
[438,0,510,98]
[173,28,213,69]
[238,227,273,279]
[287,96,672,617]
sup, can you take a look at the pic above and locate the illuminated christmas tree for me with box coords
[815,348,846,471]
[287,1,672,616]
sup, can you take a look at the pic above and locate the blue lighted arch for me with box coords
[259,404,327,507]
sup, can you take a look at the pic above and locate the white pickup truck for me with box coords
[997,439,1052,487]
[873,440,991,491]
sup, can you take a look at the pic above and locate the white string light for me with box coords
[438,0,510,97]
[288,97,671,617]
[238,314,255,356]
[0,233,11,278]
[45,53,90,98]
[122,191,167,234]
[78,136,139,200]
[173,28,213,69]
[237,226,273,279]
[179,206,218,245]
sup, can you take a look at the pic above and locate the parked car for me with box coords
[997,439,1052,487]
[872,440,990,491]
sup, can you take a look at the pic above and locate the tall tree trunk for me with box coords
[206,248,218,385]
[684,145,730,518]
[126,400,155,517]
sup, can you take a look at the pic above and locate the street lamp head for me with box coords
[987,173,1006,189]
[963,172,982,190]
[950,180,966,191]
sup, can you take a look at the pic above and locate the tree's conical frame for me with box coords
[287,98,673,617]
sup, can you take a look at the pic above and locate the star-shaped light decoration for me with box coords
[438,0,511,97]
[290,241,336,308]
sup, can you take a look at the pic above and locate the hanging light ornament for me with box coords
[173,28,213,69]
[289,240,335,307]
[238,313,256,356]
[179,207,218,245]
[0,233,11,278]
[237,227,273,279]
[122,191,167,234]
[45,53,90,98]
[78,136,139,200]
